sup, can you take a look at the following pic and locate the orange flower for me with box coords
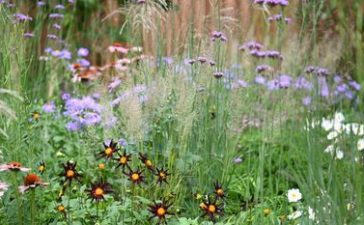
[19,173,48,193]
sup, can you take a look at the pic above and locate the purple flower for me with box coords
[294,76,313,90]
[256,64,272,73]
[23,32,34,38]
[236,80,249,88]
[42,101,56,113]
[184,58,196,65]
[47,34,58,40]
[278,74,292,88]
[266,79,280,90]
[13,13,32,22]
[211,31,228,42]
[197,56,208,64]
[66,121,81,131]
[49,13,64,19]
[54,4,65,10]
[119,138,128,147]
[61,92,71,101]
[234,157,243,164]
[302,96,312,106]
[108,78,122,92]
[52,24,62,30]
[345,90,354,100]
[348,81,361,91]
[163,57,174,65]
[318,77,330,97]
[255,75,267,85]
[37,1,45,7]
[77,58,90,67]
[336,83,348,93]
[60,50,72,60]
[77,48,89,57]
[241,41,263,51]
[333,75,342,83]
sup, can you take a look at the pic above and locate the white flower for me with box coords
[288,210,303,220]
[334,112,345,123]
[335,149,344,160]
[308,207,315,220]
[321,118,334,131]
[324,145,334,154]
[357,139,364,151]
[327,131,339,140]
[287,188,302,203]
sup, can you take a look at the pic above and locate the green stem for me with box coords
[30,189,36,225]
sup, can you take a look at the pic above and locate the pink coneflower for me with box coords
[108,43,129,54]
[0,181,9,198]
[19,173,48,193]
[0,162,31,172]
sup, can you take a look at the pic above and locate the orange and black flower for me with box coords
[59,161,81,186]
[213,181,226,199]
[200,196,224,221]
[115,151,131,171]
[148,199,173,224]
[138,153,154,171]
[31,111,40,121]
[124,168,145,185]
[87,181,112,201]
[155,167,170,186]
[38,161,46,174]
[98,140,118,160]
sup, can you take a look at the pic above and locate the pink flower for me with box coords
[18,173,48,193]
[0,162,31,172]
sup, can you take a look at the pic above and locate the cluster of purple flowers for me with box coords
[75,48,91,67]
[240,41,263,51]
[63,96,103,131]
[46,48,72,60]
[305,66,329,76]
[268,14,291,23]
[183,56,216,66]
[256,64,273,73]
[254,0,289,7]
[13,13,32,22]
[211,31,228,42]
[250,50,283,60]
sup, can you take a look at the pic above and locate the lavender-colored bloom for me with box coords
[54,4,65,10]
[348,81,361,91]
[66,121,81,131]
[234,157,243,164]
[316,67,329,76]
[318,77,329,97]
[49,13,64,19]
[242,41,263,51]
[60,50,72,60]
[13,13,32,22]
[278,74,292,88]
[236,80,249,88]
[209,60,216,66]
[255,75,266,85]
[47,34,58,40]
[42,101,56,113]
[104,116,118,128]
[211,31,228,42]
[214,72,224,79]
[108,78,122,92]
[82,112,102,125]
[184,58,196,65]
[266,50,282,59]
[52,24,62,30]
[119,138,127,147]
[37,1,45,6]
[256,64,272,73]
[345,90,354,100]
[266,79,280,90]
[197,56,208,63]
[294,76,313,90]
[77,48,89,57]
[250,50,266,58]
[45,47,53,54]
[333,75,342,83]
[23,32,34,38]
[302,96,312,106]
[162,57,174,65]
[77,58,90,67]
[336,83,348,93]
[61,92,71,101]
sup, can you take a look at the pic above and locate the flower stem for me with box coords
[30,189,36,225]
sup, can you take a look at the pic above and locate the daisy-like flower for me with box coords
[98,140,119,160]
[148,199,173,224]
[56,204,66,216]
[59,161,81,186]
[200,196,224,221]
[357,138,364,151]
[37,161,46,174]
[214,181,226,199]
[139,153,154,171]
[115,151,131,170]
[124,168,145,185]
[287,210,303,220]
[0,162,31,172]
[87,181,112,201]
[108,42,128,54]
[19,173,48,193]
[155,167,170,186]
[287,188,302,203]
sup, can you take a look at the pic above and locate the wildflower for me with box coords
[287,210,302,220]
[59,161,81,186]
[19,173,48,193]
[155,167,170,186]
[139,153,154,171]
[287,188,302,203]
[37,1,45,7]
[38,162,46,174]
[108,78,122,92]
[0,162,31,172]
[308,207,315,220]
[213,72,224,79]
[294,77,313,90]
[327,131,339,140]
[277,74,292,88]
[24,32,34,38]
[52,24,62,30]
[47,34,58,40]
[98,140,118,160]
[87,181,112,201]
[357,139,364,151]
[255,75,267,85]
[148,200,173,224]
[233,157,243,164]
[211,31,228,42]
[49,13,64,19]
[302,96,312,106]
[77,59,90,68]
[54,4,65,10]
[77,48,89,57]
[241,41,263,51]
[56,204,66,215]
[108,42,128,54]
[124,168,145,185]
[214,181,226,199]
[263,208,271,216]
[13,13,32,22]
[200,196,224,221]
[197,56,208,64]
[31,111,41,121]
[118,138,128,147]
[256,65,272,73]
[42,101,56,113]
[115,151,131,170]
[98,163,105,170]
